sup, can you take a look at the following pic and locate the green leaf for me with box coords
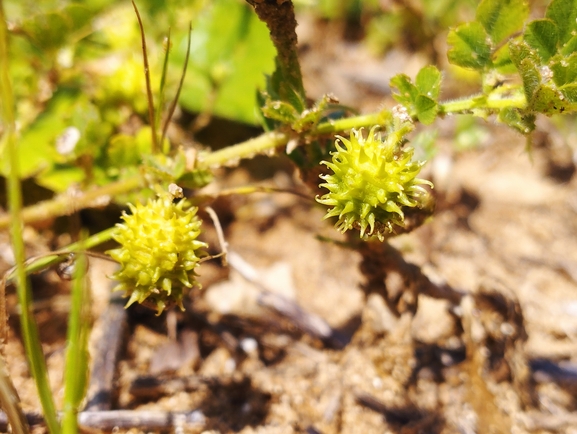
[530,84,570,114]
[546,0,577,46]
[0,89,77,178]
[561,35,577,55]
[261,99,300,124]
[415,95,438,125]
[492,44,516,74]
[498,107,535,134]
[390,73,419,106]
[550,52,577,86]
[391,69,441,124]
[415,65,442,100]
[447,22,492,70]
[559,83,577,102]
[524,19,558,62]
[476,0,529,44]
[176,0,276,125]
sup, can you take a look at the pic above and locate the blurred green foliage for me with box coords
[2,0,275,193]
[304,0,478,57]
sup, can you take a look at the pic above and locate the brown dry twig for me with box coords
[84,295,129,411]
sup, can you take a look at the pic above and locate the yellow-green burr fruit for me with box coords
[107,196,207,314]
[316,126,433,241]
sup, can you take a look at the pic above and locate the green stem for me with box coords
[440,92,527,114]
[197,131,289,168]
[197,111,395,168]
[0,2,61,432]
[314,111,391,135]
[0,175,141,230]
[62,250,89,434]
[4,227,118,284]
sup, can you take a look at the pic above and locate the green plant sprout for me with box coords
[1,0,577,431]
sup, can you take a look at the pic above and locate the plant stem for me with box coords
[3,227,118,285]
[132,0,158,152]
[197,111,395,168]
[197,131,289,168]
[0,175,141,230]
[0,2,61,432]
[62,249,90,434]
[440,92,527,113]
[314,111,391,135]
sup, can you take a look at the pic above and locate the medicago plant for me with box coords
[2,0,577,431]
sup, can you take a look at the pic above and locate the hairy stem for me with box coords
[0,176,141,230]
[440,91,527,114]
[197,131,289,168]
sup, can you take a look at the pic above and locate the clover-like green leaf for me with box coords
[559,84,577,102]
[492,44,516,73]
[415,95,438,125]
[550,52,577,86]
[391,67,441,124]
[530,84,570,114]
[498,107,535,134]
[390,73,419,107]
[561,35,577,55]
[545,0,577,46]
[415,65,442,100]
[447,22,492,70]
[476,0,529,44]
[524,19,558,62]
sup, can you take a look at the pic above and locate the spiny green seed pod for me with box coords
[107,195,207,314]
[316,125,433,241]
